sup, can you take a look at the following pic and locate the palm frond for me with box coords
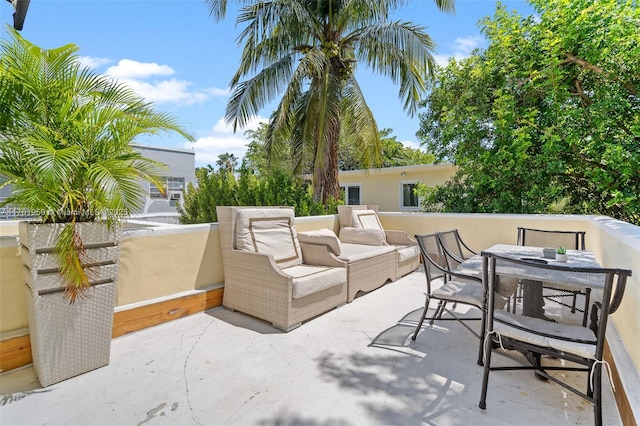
[26,137,84,185]
[351,21,436,115]
[226,54,296,130]
[205,0,258,22]
[341,76,383,169]
[231,0,321,86]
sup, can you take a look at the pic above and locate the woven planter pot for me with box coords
[19,221,122,387]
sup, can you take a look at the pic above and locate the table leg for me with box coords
[521,279,546,319]
[520,279,552,380]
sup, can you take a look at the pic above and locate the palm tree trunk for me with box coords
[312,166,324,203]
[322,131,341,204]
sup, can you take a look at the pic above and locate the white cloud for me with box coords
[114,77,209,105]
[207,87,231,97]
[77,56,112,69]
[434,35,485,67]
[183,116,268,167]
[79,58,228,106]
[453,36,483,53]
[106,59,174,79]
[400,139,422,151]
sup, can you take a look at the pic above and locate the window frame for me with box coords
[149,176,186,200]
[340,184,362,205]
[400,180,421,211]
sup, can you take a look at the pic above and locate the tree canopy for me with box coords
[339,128,435,170]
[417,0,639,224]
[241,122,435,174]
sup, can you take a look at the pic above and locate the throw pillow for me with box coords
[297,228,342,255]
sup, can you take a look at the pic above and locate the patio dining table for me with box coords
[459,244,601,320]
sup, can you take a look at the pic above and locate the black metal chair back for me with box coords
[517,227,586,250]
[516,227,589,322]
[438,229,477,270]
[416,232,449,284]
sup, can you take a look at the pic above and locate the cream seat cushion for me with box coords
[338,243,396,263]
[432,278,485,307]
[234,208,302,268]
[433,279,508,310]
[283,265,347,299]
[493,310,596,359]
[397,244,420,263]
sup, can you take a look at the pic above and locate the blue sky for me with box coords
[1,0,534,167]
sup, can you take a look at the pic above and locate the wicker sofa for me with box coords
[216,206,348,331]
[298,228,397,303]
[337,205,421,280]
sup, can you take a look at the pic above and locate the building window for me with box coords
[340,185,361,205]
[150,177,185,200]
[401,181,420,210]
[149,182,164,199]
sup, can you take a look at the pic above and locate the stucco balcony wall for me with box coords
[0,221,224,335]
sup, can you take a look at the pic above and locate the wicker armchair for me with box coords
[337,205,420,280]
[216,206,348,331]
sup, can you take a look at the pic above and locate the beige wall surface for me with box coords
[338,164,456,212]
[117,224,223,306]
[0,238,27,333]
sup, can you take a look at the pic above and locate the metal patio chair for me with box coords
[479,252,631,426]
[412,233,506,366]
[439,230,519,310]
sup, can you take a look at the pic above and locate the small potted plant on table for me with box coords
[555,246,568,263]
[0,29,194,386]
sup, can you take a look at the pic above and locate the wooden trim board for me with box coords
[0,334,32,373]
[0,287,223,373]
[112,288,223,338]
[605,340,637,426]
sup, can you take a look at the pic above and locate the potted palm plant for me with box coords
[0,28,195,386]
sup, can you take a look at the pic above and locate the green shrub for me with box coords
[178,168,342,223]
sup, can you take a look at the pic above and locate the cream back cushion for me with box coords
[235,208,302,268]
[339,227,387,246]
[351,209,384,231]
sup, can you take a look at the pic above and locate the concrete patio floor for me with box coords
[0,267,621,425]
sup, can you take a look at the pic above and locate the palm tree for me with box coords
[216,152,239,172]
[206,0,454,203]
[0,28,195,301]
